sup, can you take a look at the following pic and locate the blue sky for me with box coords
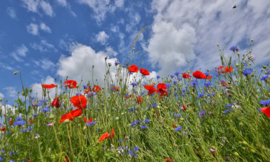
[1,0,270,109]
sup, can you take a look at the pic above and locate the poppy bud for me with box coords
[13,71,18,75]
[22,91,25,96]
[237,52,240,56]
[251,39,253,42]
[263,65,267,69]
[105,56,108,60]
[217,44,219,46]
[250,73,254,77]
[235,63,239,67]
[0,99,2,102]
[76,85,79,88]
[234,152,239,156]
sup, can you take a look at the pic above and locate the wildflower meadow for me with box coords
[1,30,270,162]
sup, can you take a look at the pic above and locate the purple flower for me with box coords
[47,123,53,126]
[209,148,215,152]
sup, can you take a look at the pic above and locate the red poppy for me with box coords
[9,120,13,125]
[181,105,187,111]
[143,85,157,95]
[193,71,206,79]
[261,107,270,118]
[173,124,177,128]
[127,65,139,73]
[125,94,132,99]
[112,86,119,91]
[84,117,93,123]
[136,97,144,105]
[98,132,110,142]
[225,66,233,73]
[157,83,168,96]
[206,75,212,79]
[70,95,87,109]
[182,73,190,79]
[69,109,82,118]
[41,84,56,89]
[64,80,77,89]
[65,156,69,162]
[1,127,6,132]
[140,68,150,76]
[59,113,73,123]
[84,88,91,94]
[111,128,114,139]
[220,80,228,86]
[164,158,174,162]
[29,119,35,123]
[52,97,61,108]
[93,85,102,93]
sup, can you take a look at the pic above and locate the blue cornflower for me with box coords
[21,129,27,133]
[0,157,3,161]
[119,139,124,142]
[242,62,246,66]
[174,126,182,131]
[129,108,136,112]
[204,82,212,87]
[128,71,133,75]
[243,68,253,75]
[261,76,269,81]
[204,72,209,76]
[129,150,138,157]
[15,117,23,121]
[36,102,41,106]
[83,85,87,89]
[27,128,32,131]
[199,110,206,115]
[131,122,136,127]
[258,108,262,112]
[230,46,238,52]
[224,108,232,114]
[157,76,160,79]
[30,97,35,100]
[10,160,15,162]
[87,91,96,97]
[190,80,197,86]
[86,122,97,126]
[141,92,145,95]
[182,90,186,93]
[224,104,232,107]
[134,146,139,152]
[211,93,216,96]
[165,84,171,87]
[135,120,141,124]
[8,132,12,134]
[141,125,147,129]
[174,114,181,117]
[13,121,26,126]
[152,103,157,107]
[175,72,180,76]
[198,94,204,98]
[143,119,150,123]
[76,93,82,96]
[115,60,120,66]
[173,80,177,84]
[131,82,137,87]
[2,150,5,153]
[41,107,50,112]
[170,75,175,78]
[259,99,270,105]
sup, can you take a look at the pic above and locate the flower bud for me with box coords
[22,91,25,96]
[235,63,239,67]
[76,85,79,88]
[234,152,239,156]
[251,73,254,77]
[217,44,219,46]
[13,71,18,75]
[263,65,267,69]
[251,39,253,42]
[0,99,2,102]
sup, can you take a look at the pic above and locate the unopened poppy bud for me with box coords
[0,99,2,102]
[13,71,18,75]
[133,48,135,51]
[105,56,108,60]
[217,44,219,46]
[76,85,79,88]
[235,63,239,67]
[263,65,267,69]
[70,85,73,88]
[234,152,239,156]
[63,91,65,94]
[108,63,112,66]
[251,73,254,77]
[29,88,32,92]
[242,141,248,145]
[237,52,240,56]
[251,39,253,42]
[22,91,25,96]
[17,91,20,94]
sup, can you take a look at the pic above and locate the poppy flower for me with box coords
[173,124,177,128]
[1,127,6,132]
[98,132,110,142]
[136,97,144,105]
[206,75,212,79]
[261,107,270,118]
[93,85,102,93]
[157,83,168,96]
[69,109,82,118]
[225,66,233,73]
[9,120,13,125]
[64,80,77,89]
[220,80,228,86]
[140,68,150,76]
[193,71,206,79]
[182,73,190,79]
[52,97,61,108]
[84,117,93,123]
[84,88,91,94]
[65,156,69,162]
[165,158,174,162]
[41,84,56,89]
[111,128,114,139]
[59,113,74,123]
[127,65,139,73]
[112,86,119,91]
[70,95,87,109]
[29,119,35,123]
[143,85,157,95]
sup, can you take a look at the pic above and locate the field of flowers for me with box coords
[0,34,270,162]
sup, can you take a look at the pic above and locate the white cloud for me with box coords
[0,62,13,71]
[105,46,117,56]
[32,58,56,71]
[40,0,54,17]
[31,40,56,52]
[31,76,61,100]
[11,45,28,62]
[40,23,51,33]
[6,7,17,19]
[1,104,15,116]
[3,87,18,98]
[115,0,124,7]
[146,0,270,77]
[21,0,54,17]
[111,25,119,32]
[0,93,4,98]
[95,31,109,45]
[26,23,39,35]
[56,0,67,7]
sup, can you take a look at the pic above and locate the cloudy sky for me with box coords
[0,0,270,105]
